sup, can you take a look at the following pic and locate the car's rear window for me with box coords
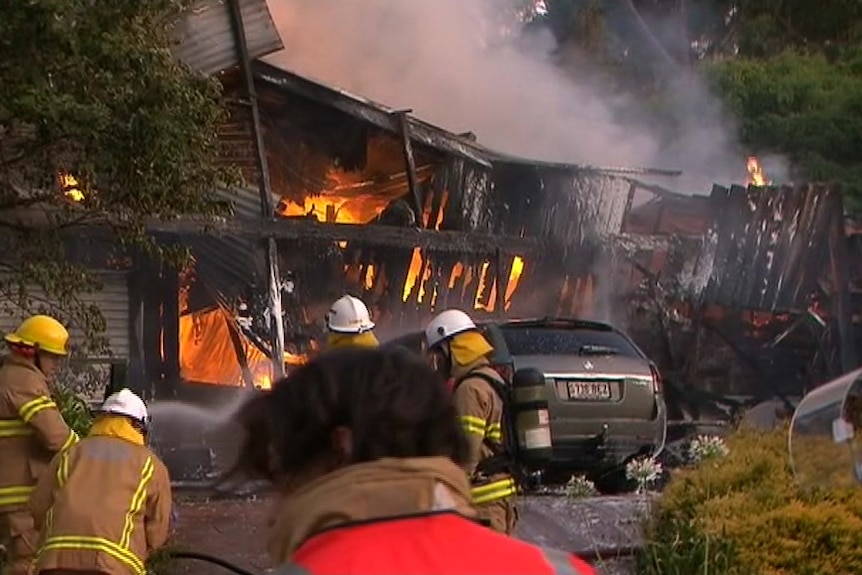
[498,326,643,358]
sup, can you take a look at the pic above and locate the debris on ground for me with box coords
[166,492,645,575]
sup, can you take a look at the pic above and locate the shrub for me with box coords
[565,474,599,499]
[53,383,94,437]
[638,428,862,575]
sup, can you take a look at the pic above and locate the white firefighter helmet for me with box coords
[425,309,477,349]
[100,388,149,425]
[326,295,375,334]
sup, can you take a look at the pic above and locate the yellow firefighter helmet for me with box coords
[5,315,70,356]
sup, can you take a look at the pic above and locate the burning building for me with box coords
[133,1,862,412]
[149,55,649,392]
[1,0,856,426]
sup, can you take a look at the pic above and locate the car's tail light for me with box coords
[649,364,663,395]
[493,363,514,383]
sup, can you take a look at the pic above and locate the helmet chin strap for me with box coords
[439,342,454,377]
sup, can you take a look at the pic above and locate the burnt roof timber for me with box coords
[252,61,493,168]
[145,217,541,254]
[611,232,675,252]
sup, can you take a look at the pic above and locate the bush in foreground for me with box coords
[638,428,862,575]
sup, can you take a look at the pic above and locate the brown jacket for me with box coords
[451,360,516,506]
[452,359,506,476]
[29,433,173,575]
[267,456,475,563]
[0,355,78,512]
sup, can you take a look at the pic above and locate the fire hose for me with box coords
[162,550,259,575]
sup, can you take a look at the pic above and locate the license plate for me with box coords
[567,381,612,401]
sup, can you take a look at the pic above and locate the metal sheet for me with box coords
[0,273,130,358]
[698,184,842,312]
[252,61,493,168]
[186,235,264,308]
[213,185,270,219]
[171,0,283,76]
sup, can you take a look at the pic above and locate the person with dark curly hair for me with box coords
[224,346,596,575]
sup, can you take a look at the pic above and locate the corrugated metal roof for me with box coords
[251,61,676,177]
[252,61,493,168]
[213,185,271,219]
[188,235,264,306]
[694,183,843,312]
[171,0,283,76]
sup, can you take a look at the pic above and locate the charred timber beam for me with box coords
[494,247,504,318]
[161,268,180,395]
[828,201,857,372]
[623,178,690,200]
[700,318,796,413]
[622,182,637,226]
[611,232,673,253]
[393,110,424,225]
[227,0,285,379]
[146,218,542,254]
[252,61,493,168]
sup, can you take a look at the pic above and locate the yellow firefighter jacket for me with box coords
[29,416,173,575]
[451,358,517,507]
[0,354,78,512]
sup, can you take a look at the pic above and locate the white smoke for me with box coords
[263,0,786,193]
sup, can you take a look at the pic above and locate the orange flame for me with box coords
[255,373,272,390]
[284,351,308,366]
[746,156,769,187]
[364,264,376,290]
[59,173,84,202]
[504,256,525,311]
[402,252,526,312]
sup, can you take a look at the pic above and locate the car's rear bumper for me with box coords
[541,411,667,471]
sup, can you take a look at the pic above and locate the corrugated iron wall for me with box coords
[697,183,842,312]
[170,0,283,75]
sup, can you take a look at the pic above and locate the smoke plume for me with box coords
[263,0,782,193]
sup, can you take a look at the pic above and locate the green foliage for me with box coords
[542,1,862,208]
[52,382,93,437]
[707,50,862,207]
[638,429,862,575]
[0,0,237,351]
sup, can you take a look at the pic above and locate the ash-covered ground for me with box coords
[167,492,645,575]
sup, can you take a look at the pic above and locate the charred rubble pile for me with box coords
[146,60,862,480]
[621,182,858,437]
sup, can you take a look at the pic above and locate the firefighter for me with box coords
[324,295,379,350]
[224,347,597,575]
[29,388,172,575]
[424,309,518,535]
[0,315,79,575]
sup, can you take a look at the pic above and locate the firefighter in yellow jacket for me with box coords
[0,315,79,575]
[30,389,172,575]
[325,295,379,350]
[424,309,518,535]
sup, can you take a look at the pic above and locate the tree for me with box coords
[707,50,862,207]
[0,0,235,352]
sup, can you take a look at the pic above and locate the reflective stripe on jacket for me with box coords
[29,435,173,575]
[452,364,515,506]
[272,511,598,575]
[0,355,78,512]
